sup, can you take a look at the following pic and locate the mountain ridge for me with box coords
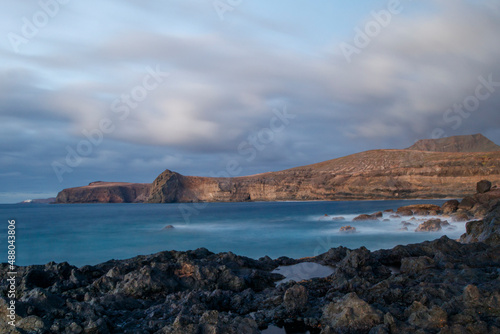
[407,133,500,152]
[55,134,500,203]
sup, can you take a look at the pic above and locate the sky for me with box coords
[1,0,499,203]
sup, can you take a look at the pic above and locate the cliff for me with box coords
[55,182,151,203]
[148,149,500,202]
[55,134,500,203]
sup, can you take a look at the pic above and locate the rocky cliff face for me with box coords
[55,134,500,204]
[55,182,151,203]
[147,149,500,203]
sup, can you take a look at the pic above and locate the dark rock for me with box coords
[442,200,460,215]
[415,218,447,232]
[353,213,379,221]
[397,204,442,216]
[458,196,477,211]
[322,293,383,331]
[406,301,447,330]
[459,207,500,246]
[400,256,435,274]
[451,212,469,222]
[283,285,308,313]
[163,225,175,229]
[477,180,492,194]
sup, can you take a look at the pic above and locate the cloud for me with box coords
[1,0,500,201]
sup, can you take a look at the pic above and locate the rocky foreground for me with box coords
[3,182,500,333]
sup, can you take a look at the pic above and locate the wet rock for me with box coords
[353,213,379,221]
[331,216,345,221]
[477,180,492,194]
[163,225,175,229]
[397,204,442,216]
[415,219,447,232]
[458,196,477,211]
[451,212,469,222]
[441,200,459,215]
[459,207,500,246]
[322,292,383,331]
[339,225,356,233]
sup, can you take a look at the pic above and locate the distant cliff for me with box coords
[147,149,500,203]
[407,133,500,152]
[56,134,500,203]
[55,182,151,204]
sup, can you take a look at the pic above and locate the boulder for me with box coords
[397,204,442,216]
[163,225,175,230]
[415,219,447,232]
[283,285,308,313]
[477,180,492,194]
[406,301,447,330]
[459,207,500,246]
[322,292,383,331]
[451,213,469,222]
[339,225,356,233]
[441,200,459,215]
[458,196,477,211]
[353,213,379,221]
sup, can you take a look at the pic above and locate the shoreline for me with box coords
[1,182,499,333]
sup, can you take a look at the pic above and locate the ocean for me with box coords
[0,199,464,267]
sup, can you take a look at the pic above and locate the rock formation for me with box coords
[55,134,500,203]
[407,133,500,152]
[339,225,357,233]
[55,182,151,203]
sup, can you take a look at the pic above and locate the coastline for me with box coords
[1,182,499,333]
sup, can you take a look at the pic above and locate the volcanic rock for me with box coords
[441,199,460,215]
[415,219,448,232]
[397,204,442,216]
[353,212,381,221]
[477,180,492,194]
[339,226,356,233]
[322,293,383,331]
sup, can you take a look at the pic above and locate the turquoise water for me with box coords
[0,200,464,267]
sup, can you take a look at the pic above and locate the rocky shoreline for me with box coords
[2,182,500,333]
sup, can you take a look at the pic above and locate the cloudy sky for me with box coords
[1,0,499,203]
